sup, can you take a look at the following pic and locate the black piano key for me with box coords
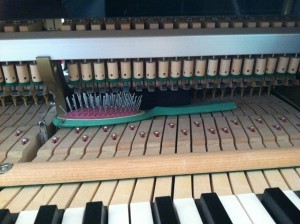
[34,205,63,224]
[196,193,232,224]
[262,187,300,224]
[0,209,13,224]
[153,196,180,224]
[82,201,107,224]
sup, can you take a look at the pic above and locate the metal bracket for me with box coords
[0,163,13,174]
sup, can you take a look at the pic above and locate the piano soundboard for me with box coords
[0,9,300,224]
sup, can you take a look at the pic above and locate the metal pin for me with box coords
[194,121,201,127]
[249,126,256,132]
[66,97,73,112]
[274,124,281,130]
[103,126,109,132]
[181,129,188,135]
[130,125,135,130]
[111,133,118,140]
[232,119,239,125]
[82,135,88,142]
[256,118,263,124]
[222,127,229,133]
[52,137,59,144]
[209,128,215,134]
[75,127,81,133]
[280,117,287,122]
[139,131,146,138]
[169,123,175,128]
[16,130,22,136]
[21,138,28,145]
[154,131,160,137]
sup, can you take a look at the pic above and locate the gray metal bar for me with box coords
[0,28,300,61]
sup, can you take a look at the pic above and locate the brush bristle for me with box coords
[64,92,142,119]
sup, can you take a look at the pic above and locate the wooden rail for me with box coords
[0,148,299,187]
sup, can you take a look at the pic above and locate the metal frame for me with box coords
[0,28,300,61]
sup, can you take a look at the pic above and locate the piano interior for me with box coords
[0,0,300,223]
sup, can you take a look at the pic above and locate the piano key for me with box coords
[173,198,203,224]
[283,190,300,210]
[108,204,129,224]
[61,207,84,224]
[82,201,107,224]
[0,209,14,224]
[237,193,275,224]
[219,195,252,224]
[15,210,38,224]
[196,192,232,224]
[34,205,62,224]
[153,196,180,224]
[262,187,300,224]
[130,202,153,224]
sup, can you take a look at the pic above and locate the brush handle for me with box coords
[149,101,237,116]
[54,101,237,127]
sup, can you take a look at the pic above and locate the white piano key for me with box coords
[283,190,300,210]
[61,207,85,224]
[15,210,38,224]
[237,193,275,224]
[130,202,154,224]
[109,204,129,224]
[219,195,252,224]
[173,198,203,224]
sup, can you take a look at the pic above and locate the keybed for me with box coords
[0,95,299,223]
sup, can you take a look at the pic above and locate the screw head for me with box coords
[280,117,287,122]
[130,125,135,130]
[169,123,175,128]
[75,127,81,134]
